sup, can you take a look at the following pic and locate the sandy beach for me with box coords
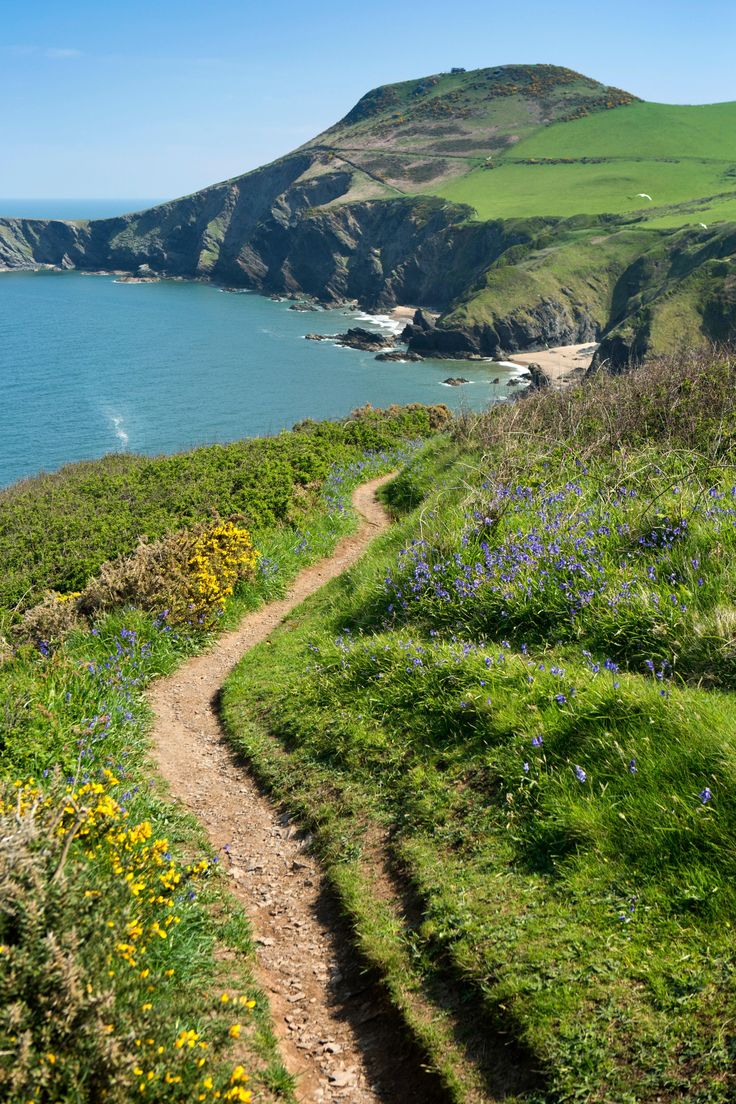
[506,342,598,386]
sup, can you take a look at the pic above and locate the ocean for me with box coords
[0,268,526,489]
[0,199,166,220]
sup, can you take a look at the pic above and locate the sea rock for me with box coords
[525,362,551,389]
[400,308,436,343]
[305,327,395,350]
[375,350,423,362]
[443,376,470,385]
[289,301,319,312]
[335,327,395,351]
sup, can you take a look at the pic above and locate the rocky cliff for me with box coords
[2,63,736,371]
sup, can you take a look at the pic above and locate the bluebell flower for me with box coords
[575,765,587,783]
[628,758,637,774]
[699,787,712,804]
[531,735,543,748]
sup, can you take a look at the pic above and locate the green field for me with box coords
[424,100,736,225]
[509,100,736,161]
[437,158,736,219]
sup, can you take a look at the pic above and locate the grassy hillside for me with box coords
[437,157,734,219]
[433,100,736,224]
[0,408,440,1102]
[223,353,736,1102]
[309,70,736,229]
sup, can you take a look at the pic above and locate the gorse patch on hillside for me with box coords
[0,404,444,615]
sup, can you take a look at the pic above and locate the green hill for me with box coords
[1,62,735,367]
[435,99,736,222]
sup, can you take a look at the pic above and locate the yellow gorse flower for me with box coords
[187,522,259,617]
[4,764,252,1097]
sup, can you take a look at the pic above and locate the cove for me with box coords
[0,271,524,488]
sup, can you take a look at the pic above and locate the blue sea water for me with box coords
[0,269,525,488]
[0,199,166,220]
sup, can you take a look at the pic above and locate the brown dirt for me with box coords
[149,477,444,1104]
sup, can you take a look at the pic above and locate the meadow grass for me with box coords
[436,159,733,220]
[508,101,736,163]
[430,99,736,225]
[222,357,736,1102]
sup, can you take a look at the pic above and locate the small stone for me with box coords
[329,1069,353,1087]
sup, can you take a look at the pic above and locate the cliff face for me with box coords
[2,62,735,371]
[0,154,538,315]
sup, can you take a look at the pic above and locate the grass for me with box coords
[0,410,439,1102]
[509,101,736,162]
[429,100,736,225]
[436,159,734,220]
[442,226,655,332]
[1,612,290,1103]
[222,356,736,1102]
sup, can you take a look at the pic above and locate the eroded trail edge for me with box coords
[150,477,419,1104]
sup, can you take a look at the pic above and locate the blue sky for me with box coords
[5,0,735,198]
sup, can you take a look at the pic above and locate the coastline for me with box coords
[505,342,598,387]
[2,260,565,390]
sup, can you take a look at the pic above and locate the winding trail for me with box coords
[149,477,437,1104]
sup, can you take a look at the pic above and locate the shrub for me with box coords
[0,406,441,612]
[0,775,253,1103]
[78,521,259,629]
[16,591,83,647]
[466,347,736,462]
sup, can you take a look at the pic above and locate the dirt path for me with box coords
[150,477,440,1104]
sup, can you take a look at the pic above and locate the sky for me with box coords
[4,0,736,199]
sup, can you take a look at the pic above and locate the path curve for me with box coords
[150,476,421,1104]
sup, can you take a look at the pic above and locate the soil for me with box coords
[149,477,443,1104]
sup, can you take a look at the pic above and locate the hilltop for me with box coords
[2,63,736,367]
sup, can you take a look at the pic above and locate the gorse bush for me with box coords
[0,775,255,1104]
[16,591,84,647]
[76,520,259,631]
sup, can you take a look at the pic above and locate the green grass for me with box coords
[0,411,439,1102]
[222,365,736,1102]
[0,405,439,616]
[423,100,736,226]
[442,226,656,331]
[1,611,293,1103]
[509,101,736,162]
[436,158,734,220]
